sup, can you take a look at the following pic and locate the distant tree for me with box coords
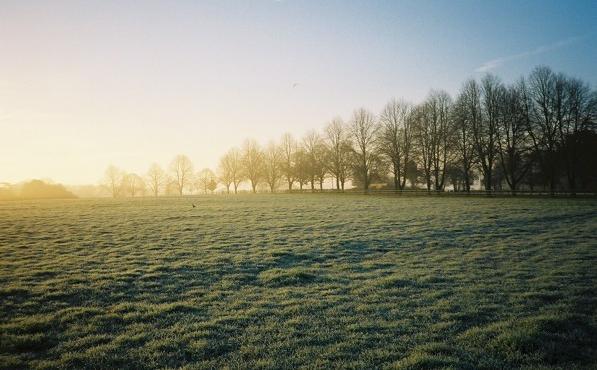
[302,131,326,191]
[445,164,464,191]
[264,141,283,193]
[313,143,328,190]
[280,133,297,191]
[242,139,264,193]
[104,165,123,198]
[294,148,310,190]
[378,99,412,191]
[0,183,16,200]
[20,180,77,199]
[350,108,380,191]
[196,168,217,194]
[406,159,420,188]
[146,163,165,197]
[164,176,180,196]
[169,154,194,196]
[325,117,353,191]
[218,148,243,194]
[122,173,145,197]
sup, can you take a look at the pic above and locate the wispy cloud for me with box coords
[475,36,583,73]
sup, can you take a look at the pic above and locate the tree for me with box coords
[412,104,433,191]
[406,159,420,188]
[429,91,453,191]
[280,133,297,191]
[527,66,560,193]
[350,108,379,191]
[477,74,501,192]
[122,173,145,197]
[496,81,532,193]
[169,154,194,196]
[452,88,476,192]
[218,148,243,194]
[558,76,596,193]
[294,148,310,190]
[242,139,264,193]
[302,131,326,191]
[378,100,412,191]
[104,165,123,198]
[461,78,497,192]
[325,118,353,191]
[146,163,165,197]
[196,168,217,194]
[412,92,453,192]
[264,141,283,193]
[313,142,328,190]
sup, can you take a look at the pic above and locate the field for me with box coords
[1,195,596,369]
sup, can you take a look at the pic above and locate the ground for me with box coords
[1,194,596,369]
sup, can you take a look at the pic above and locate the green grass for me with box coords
[1,195,596,369]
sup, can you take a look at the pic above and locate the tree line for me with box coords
[104,66,597,197]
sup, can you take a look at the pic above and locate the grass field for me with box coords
[1,195,596,369]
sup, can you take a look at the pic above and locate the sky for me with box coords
[1,0,596,185]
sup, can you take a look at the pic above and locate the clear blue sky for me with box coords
[1,0,596,184]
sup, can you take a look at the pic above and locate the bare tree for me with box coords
[496,81,532,193]
[378,100,412,191]
[412,104,433,191]
[294,148,310,190]
[414,90,455,193]
[478,75,502,192]
[350,108,379,191]
[559,76,596,193]
[218,148,242,194]
[461,78,496,192]
[104,165,123,198]
[164,176,180,196]
[325,117,353,191]
[242,139,264,193]
[169,154,194,196]
[122,173,145,197]
[280,133,297,191]
[452,89,476,192]
[313,143,328,190]
[302,131,326,191]
[430,91,453,191]
[146,163,165,197]
[196,168,217,194]
[527,66,560,193]
[263,141,283,192]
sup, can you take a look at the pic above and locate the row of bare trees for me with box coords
[104,66,597,196]
[103,155,217,197]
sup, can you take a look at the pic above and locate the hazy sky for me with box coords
[1,0,596,184]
